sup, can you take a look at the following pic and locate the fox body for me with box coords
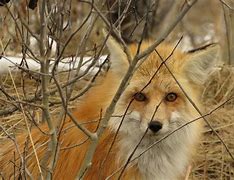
[0,37,219,179]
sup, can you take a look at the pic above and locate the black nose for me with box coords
[148,121,162,133]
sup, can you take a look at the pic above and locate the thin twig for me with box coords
[154,49,234,160]
[8,69,43,179]
[135,0,197,61]
[75,0,198,178]
[52,76,95,139]
[118,99,163,179]
[106,97,234,179]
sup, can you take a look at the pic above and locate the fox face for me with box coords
[101,37,220,179]
[113,74,193,139]
[106,37,219,145]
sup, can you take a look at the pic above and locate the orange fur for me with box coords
[0,40,219,179]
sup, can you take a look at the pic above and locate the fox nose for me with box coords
[148,121,162,133]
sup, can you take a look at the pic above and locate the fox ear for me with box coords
[103,30,129,75]
[184,44,220,84]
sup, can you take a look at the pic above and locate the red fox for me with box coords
[0,36,219,179]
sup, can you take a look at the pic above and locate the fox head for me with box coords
[105,35,219,141]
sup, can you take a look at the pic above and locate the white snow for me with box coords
[0,55,107,75]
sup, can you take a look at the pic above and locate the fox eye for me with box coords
[134,92,147,102]
[165,92,177,102]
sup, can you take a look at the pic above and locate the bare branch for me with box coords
[8,69,43,179]
[154,49,234,160]
[75,0,198,178]
[106,96,234,179]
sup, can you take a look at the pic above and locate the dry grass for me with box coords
[0,70,87,139]
[191,66,234,179]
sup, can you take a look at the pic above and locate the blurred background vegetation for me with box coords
[1,0,234,64]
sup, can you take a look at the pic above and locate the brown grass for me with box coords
[191,66,234,179]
